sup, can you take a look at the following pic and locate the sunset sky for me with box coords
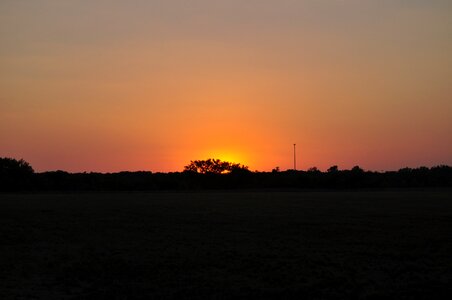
[1,0,451,172]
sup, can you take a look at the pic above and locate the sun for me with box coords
[199,149,247,165]
[218,153,242,164]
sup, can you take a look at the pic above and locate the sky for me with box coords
[1,0,451,172]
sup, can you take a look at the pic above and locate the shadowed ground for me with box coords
[1,189,451,299]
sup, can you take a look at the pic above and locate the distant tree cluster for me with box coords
[1,157,451,191]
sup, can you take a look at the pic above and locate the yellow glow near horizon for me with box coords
[195,149,249,166]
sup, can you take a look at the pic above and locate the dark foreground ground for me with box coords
[1,189,451,299]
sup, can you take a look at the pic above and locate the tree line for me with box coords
[1,157,451,191]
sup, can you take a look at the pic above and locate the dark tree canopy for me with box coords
[0,157,34,191]
[327,165,339,173]
[184,159,249,174]
[0,157,34,176]
[307,166,320,173]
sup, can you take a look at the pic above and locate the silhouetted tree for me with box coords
[0,157,34,176]
[183,159,249,174]
[327,165,339,173]
[351,166,364,173]
[0,157,34,191]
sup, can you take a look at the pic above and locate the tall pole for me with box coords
[293,143,296,170]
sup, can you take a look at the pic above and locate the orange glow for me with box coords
[1,2,451,172]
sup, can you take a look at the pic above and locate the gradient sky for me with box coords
[1,0,451,172]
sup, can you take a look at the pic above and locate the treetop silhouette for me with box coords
[0,157,34,176]
[184,158,249,174]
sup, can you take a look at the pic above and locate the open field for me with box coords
[1,189,451,299]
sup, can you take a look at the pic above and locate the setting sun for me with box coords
[197,150,248,167]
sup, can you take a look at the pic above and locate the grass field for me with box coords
[1,189,451,299]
